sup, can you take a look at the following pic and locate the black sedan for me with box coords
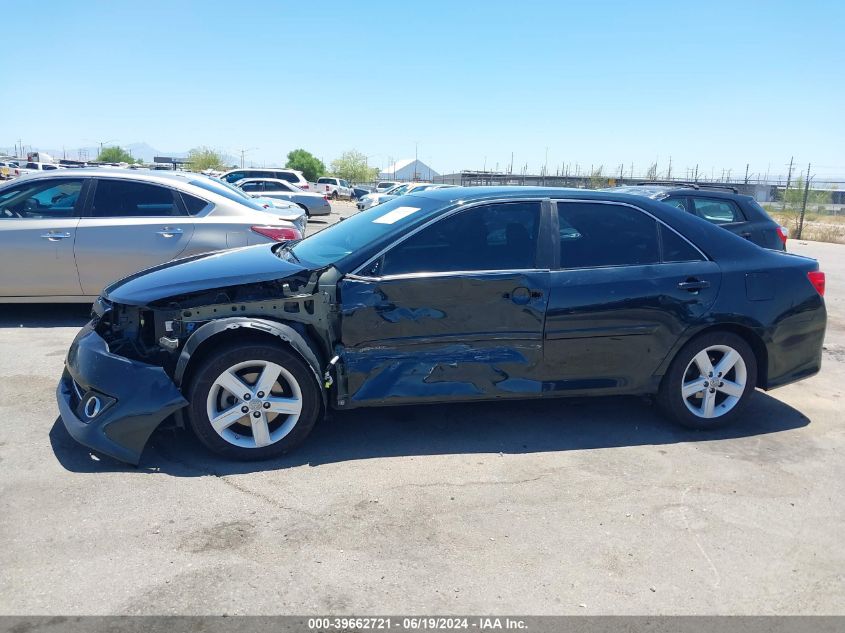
[56,187,827,463]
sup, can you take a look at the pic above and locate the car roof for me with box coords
[607,185,751,200]
[222,167,303,175]
[4,167,207,186]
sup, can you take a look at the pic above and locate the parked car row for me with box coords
[356,182,456,210]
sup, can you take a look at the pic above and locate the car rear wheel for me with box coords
[187,342,321,460]
[331,191,338,200]
[657,331,757,430]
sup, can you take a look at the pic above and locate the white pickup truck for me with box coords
[311,176,353,200]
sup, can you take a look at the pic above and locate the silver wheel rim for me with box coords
[206,360,303,449]
[682,344,747,419]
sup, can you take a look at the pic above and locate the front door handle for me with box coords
[678,279,711,292]
[156,227,183,238]
[40,231,72,241]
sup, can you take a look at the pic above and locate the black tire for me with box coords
[331,191,338,200]
[657,331,757,430]
[186,341,322,460]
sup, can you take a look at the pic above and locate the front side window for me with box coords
[379,201,541,276]
[91,179,181,217]
[557,202,659,268]
[0,178,84,219]
[340,180,349,187]
[691,197,743,224]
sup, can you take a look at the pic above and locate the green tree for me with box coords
[187,147,225,172]
[784,176,832,210]
[330,149,379,184]
[96,146,136,163]
[285,149,326,182]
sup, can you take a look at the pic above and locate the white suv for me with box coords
[220,168,310,190]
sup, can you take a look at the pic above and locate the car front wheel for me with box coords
[187,342,321,460]
[657,331,757,430]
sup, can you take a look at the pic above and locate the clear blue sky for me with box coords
[2,0,843,180]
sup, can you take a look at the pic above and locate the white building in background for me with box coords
[379,158,440,182]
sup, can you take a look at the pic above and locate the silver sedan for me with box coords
[234,178,332,216]
[0,169,303,302]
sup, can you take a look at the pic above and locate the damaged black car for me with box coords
[57,187,827,464]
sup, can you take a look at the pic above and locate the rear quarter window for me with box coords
[691,197,744,224]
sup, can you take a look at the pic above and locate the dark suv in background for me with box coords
[608,183,788,250]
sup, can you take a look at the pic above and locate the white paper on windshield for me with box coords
[372,206,422,224]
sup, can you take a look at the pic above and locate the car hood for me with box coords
[103,244,313,306]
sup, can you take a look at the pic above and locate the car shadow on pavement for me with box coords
[0,304,90,328]
[49,390,810,476]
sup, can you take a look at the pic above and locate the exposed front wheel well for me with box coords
[177,324,325,402]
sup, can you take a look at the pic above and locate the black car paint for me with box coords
[57,187,826,463]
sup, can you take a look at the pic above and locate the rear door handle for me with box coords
[40,232,72,241]
[678,279,711,292]
[156,227,183,238]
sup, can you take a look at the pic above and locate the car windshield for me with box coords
[386,184,410,195]
[190,177,266,210]
[286,195,443,267]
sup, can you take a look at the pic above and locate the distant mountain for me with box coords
[125,142,187,163]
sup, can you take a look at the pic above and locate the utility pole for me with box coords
[543,147,548,186]
[694,164,699,182]
[667,156,672,180]
[782,156,794,212]
[798,163,811,239]
[744,163,749,185]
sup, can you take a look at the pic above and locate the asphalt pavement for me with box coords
[0,211,842,615]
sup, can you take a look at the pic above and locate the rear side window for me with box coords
[557,202,660,268]
[265,181,293,192]
[240,182,263,192]
[91,179,182,217]
[660,224,703,262]
[691,197,743,224]
[661,197,689,212]
[381,201,540,275]
[0,178,84,219]
[222,171,246,183]
[275,172,298,183]
[180,193,209,216]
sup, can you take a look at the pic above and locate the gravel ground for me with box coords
[0,219,842,615]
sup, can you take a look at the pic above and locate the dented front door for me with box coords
[338,270,550,406]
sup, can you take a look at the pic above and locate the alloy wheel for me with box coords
[206,360,303,448]
[681,344,747,418]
